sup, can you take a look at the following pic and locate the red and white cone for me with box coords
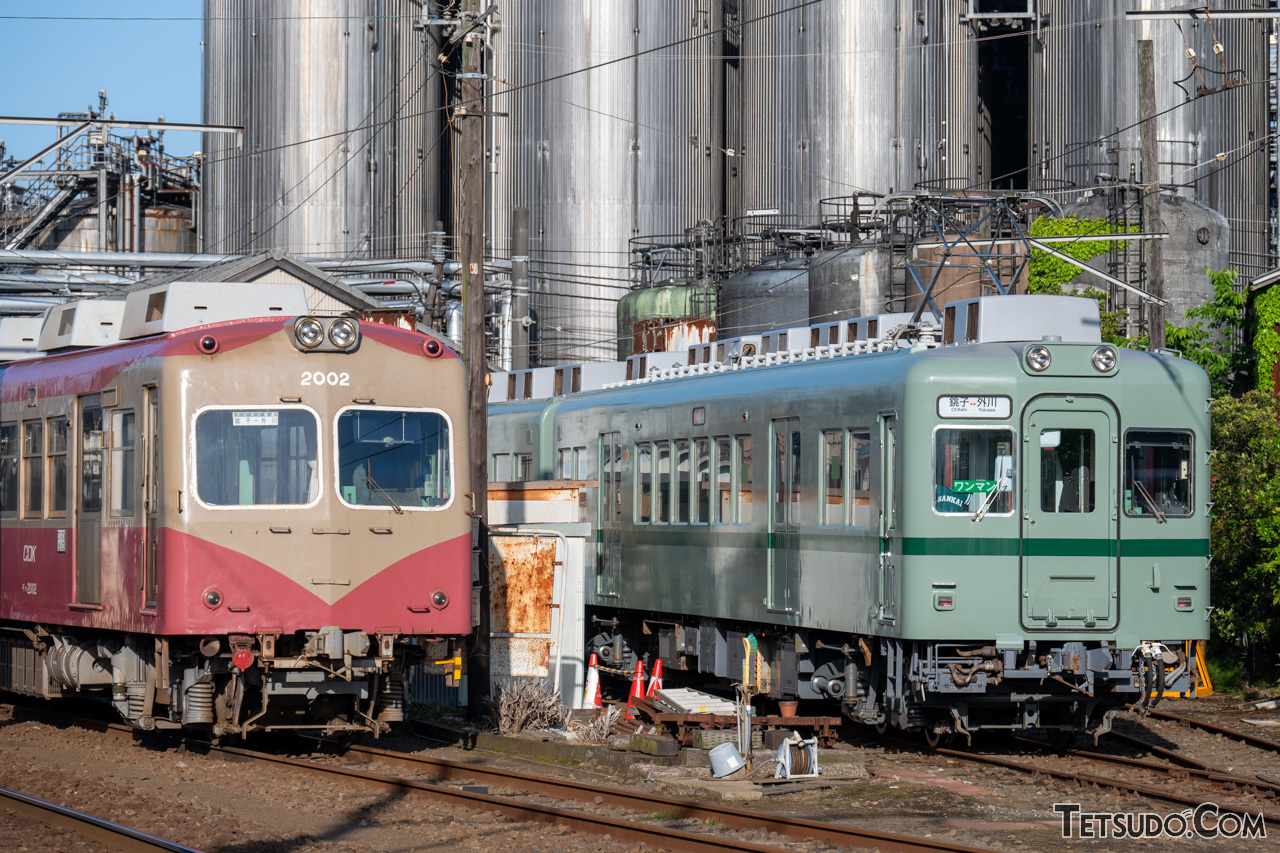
[646,658,664,698]
[583,653,602,708]
[624,660,646,719]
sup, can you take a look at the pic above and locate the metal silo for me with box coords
[201,0,444,258]
[734,0,982,219]
[490,1,725,363]
[1030,1,1272,278]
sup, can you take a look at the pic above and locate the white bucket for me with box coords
[709,742,746,778]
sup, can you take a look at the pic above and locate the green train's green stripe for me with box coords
[613,528,1209,559]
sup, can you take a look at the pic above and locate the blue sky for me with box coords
[0,1,202,157]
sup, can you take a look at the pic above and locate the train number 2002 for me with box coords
[300,371,351,387]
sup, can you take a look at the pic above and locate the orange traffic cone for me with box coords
[646,658,664,698]
[624,659,646,719]
[583,653,602,708]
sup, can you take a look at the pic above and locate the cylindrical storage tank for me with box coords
[490,2,725,363]
[1031,1,1271,278]
[1065,192,1229,326]
[808,245,893,324]
[718,259,810,338]
[734,1,982,219]
[201,1,444,258]
[616,278,717,360]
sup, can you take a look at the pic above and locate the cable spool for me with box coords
[785,741,814,776]
[774,734,820,779]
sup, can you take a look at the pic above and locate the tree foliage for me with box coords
[1208,391,1280,684]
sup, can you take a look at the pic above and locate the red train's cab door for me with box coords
[75,394,104,605]
[1021,398,1119,631]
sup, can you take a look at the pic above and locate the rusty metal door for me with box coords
[489,533,561,680]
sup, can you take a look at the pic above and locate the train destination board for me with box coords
[937,395,1011,419]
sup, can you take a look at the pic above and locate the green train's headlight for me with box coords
[1026,344,1052,372]
[1092,345,1117,372]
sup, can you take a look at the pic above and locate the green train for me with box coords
[487,295,1210,744]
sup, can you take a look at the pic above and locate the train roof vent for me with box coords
[845,312,914,342]
[553,361,626,395]
[942,295,1101,345]
[0,316,43,362]
[37,299,127,352]
[119,281,311,340]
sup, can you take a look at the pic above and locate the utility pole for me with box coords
[1138,39,1166,350]
[455,0,490,717]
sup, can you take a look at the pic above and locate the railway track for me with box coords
[1148,709,1280,755]
[848,727,1280,826]
[0,786,201,853]
[15,708,995,853]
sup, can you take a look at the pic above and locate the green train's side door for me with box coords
[1021,398,1118,631]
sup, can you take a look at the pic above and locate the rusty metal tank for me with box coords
[616,278,717,360]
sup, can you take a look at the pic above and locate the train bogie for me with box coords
[1,303,471,738]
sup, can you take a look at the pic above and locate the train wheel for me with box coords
[873,719,889,736]
[922,726,954,749]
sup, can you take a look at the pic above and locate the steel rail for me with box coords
[1148,709,1280,755]
[0,786,202,853]
[12,708,993,853]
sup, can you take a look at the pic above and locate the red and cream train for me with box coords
[0,289,471,738]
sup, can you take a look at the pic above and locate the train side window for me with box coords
[1039,428,1095,513]
[675,439,690,523]
[558,448,573,479]
[81,405,105,514]
[47,417,69,517]
[933,427,1015,516]
[195,407,320,507]
[110,410,137,517]
[635,442,652,522]
[336,408,451,509]
[515,453,533,481]
[714,437,731,523]
[735,434,753,524]
[1124,429,1193,518]
[492,453,511,481]
[575,447,590,480]
[0,423,17,516]
[655,440,671,523]
[849,428,871,527]
[694,437,710,523]
[821,429,844,526]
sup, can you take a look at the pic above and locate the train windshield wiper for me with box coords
[1131,479,1167,523]
[365,476,404,515]
[971,476,1008,523]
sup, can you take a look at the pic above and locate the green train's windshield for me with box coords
[934,428,1015,515]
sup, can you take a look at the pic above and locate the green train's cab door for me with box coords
[1021,399,1118,631]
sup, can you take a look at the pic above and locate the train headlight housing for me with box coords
[431,589,449,609]
[328,318,359,350]
[1025,344,1052,372]
[1092,345,1117,372]
[295,317,325,349]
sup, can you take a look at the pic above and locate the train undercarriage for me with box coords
[586,609,1191,745]
[0,623,462,739]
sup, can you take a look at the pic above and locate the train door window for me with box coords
[515,453,533,481]
[558,448,573,479]
[635,442,652,522]
[336,408,451,509]
[850,429,871,527]
[655,440,672,523]
[576,447,590,479]
[47,417,69,517]
[694,438,710,523]
[714,437,731,523]
[194,407,321,507]
[1124,430,1193,517]
[492,453,511,481]
[821,429,844,526]
[81,403,105,514]
[22,422,44,519]
[735,434,754,524]
[1039,428,1095,513]
[0,422,16,516]
[933,427,1015,515]
[674,439,690,523]
[110,410,137,517]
